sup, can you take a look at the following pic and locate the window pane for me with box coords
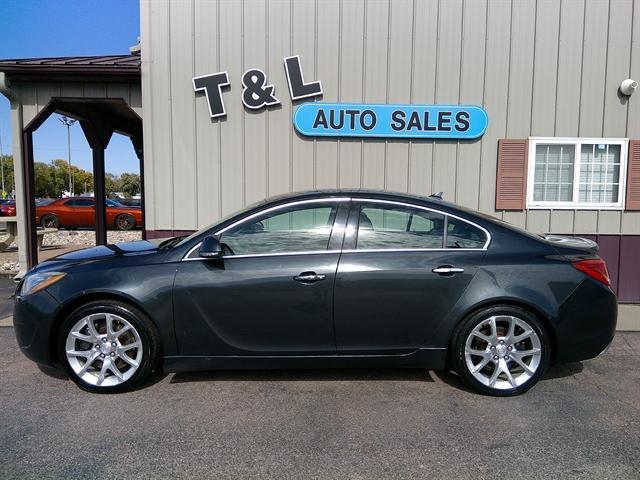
[533,144,575,202]
[446,217,487,248]
[356,205,444,250]
[221,203,337,255]
[578,144,621,203]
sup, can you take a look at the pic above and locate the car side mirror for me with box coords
[199,235,223,259]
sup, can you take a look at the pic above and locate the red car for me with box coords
[35,197,142,230]
[0,200,16,216]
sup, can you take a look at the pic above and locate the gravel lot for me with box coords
[0,230,142,273]
[1,290,639,479]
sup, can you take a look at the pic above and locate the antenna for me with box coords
[429,192,443,200]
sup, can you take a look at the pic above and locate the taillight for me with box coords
[572,259,611,287]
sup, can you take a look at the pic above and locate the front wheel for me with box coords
[451,305,550,396]
[58,300,160,393]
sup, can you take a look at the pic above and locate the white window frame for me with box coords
[527,137,628,210]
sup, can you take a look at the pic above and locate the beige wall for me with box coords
[140,0,640,234]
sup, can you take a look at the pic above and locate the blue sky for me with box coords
[0,0,140,175]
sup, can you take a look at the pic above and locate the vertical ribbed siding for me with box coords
[139,0,640,235]
[495,139,528,211]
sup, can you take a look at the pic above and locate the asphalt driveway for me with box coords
[0,274,639,479]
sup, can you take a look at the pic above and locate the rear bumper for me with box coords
[554,279,617,363]
[13,290,60,366]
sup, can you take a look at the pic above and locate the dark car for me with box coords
[13,190,616,395]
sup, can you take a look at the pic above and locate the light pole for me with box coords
[59,116,77,196]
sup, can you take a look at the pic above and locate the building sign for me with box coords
[193,54,488,140]
[294,103,488,139]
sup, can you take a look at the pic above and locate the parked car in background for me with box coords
[35,197,142,230]
[115,197,141,208]
[14,190,616,395]
[0,200,16,216]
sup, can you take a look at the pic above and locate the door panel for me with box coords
[174,253,340,355]
[334,250,485,353]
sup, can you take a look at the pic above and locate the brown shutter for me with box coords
[496,139,528,210]
[626,140,640,211]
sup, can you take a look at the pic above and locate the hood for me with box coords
[45,240,159,263]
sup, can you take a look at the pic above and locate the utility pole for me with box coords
[59,116,77,196]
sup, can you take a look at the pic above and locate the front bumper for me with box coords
[554,279,617,363]
[13,290,61,366]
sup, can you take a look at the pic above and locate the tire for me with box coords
[57,300,160,393]
[115,213,136,231]
[451,305,550,397]
[41,214,59,228]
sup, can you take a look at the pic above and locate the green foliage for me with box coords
[0,155,141,198]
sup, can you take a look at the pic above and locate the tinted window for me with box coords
[67,198,95,207]
[356,204,444,250]
[220,203,338,256]
[446,217,486,248]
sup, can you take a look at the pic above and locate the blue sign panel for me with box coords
[294,103,488,139]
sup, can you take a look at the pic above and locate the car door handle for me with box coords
[294,272,326,283]
[432,265,465,275]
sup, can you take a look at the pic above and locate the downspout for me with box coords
[0,72,28,280]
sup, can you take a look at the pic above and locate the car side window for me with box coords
[446,217,486,249]
[67,199,95,207]
[356,204,445,250]
[219,203,339,256]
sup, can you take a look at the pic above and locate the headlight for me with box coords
[20,272,67,296]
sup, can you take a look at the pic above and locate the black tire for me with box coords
[57,300,161,393]
[41,214,59,228]
[451,305,550,397]
[115,213,136,231]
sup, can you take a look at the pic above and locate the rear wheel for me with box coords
[451,305,550,396]
[41,214,59,228]
[57,300,160,393]
[115,213,136,231]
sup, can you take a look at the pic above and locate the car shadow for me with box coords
[170,368,435,384]
[541,362,584,380]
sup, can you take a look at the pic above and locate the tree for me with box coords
[119,172,141,197]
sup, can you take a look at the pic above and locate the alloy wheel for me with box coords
[463,315,542,390]
[65,312,143,387]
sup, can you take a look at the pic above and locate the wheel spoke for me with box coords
[513,327,535,343]
[465,347,488,356]
[513,347,541,357]
[471,354,493,373]
[506,317,516,343]
[106,314,117,340]
[510,352,536,375]
[503,362,517,387]
[70,331,93,342]
[472,331,492,343]
[119,341,140,352]
[488,317,499,344]
[66,349,93,358]
[77,351,101,377]
[109,363,125,382]
[113,326,131,340]
[96,359,111,386]
[488,361,502,387]
[119,353,139,368]
[84,315,101,340]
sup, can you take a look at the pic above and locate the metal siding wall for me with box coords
[140,0,640,235]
